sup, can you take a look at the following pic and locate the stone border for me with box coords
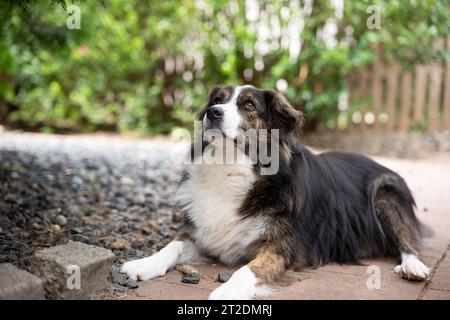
[1,242,114,300]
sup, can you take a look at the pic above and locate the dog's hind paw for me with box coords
[394,253,431,281]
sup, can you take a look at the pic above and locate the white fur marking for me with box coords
[209,266,274,300]
[214,85,253,139]
[394,252,431,281]
[176,146,266,265]
[120,240,198,281]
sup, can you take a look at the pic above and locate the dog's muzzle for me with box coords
[206,106,224,122]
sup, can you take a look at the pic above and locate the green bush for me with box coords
[0,0,448,134]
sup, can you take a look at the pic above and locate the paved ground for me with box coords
[118,153,450,300]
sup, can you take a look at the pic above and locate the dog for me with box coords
[121,85,431,300]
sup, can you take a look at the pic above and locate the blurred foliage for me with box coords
[0,0,449,134]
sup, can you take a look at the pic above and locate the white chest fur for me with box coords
[175,160,266,265]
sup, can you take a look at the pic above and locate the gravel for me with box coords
[0,132,189,279]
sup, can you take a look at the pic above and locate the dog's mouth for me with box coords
[202,117,229,138]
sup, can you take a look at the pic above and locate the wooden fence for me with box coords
[346,36,450,132]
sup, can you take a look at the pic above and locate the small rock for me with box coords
[181,274,200,284]
[51,224,61,232]
[110,239,130,250]
[72,176,84,186]
[111,270,127,286]
[54,215,67,226]
[180,264,199,276]
[131,240,143,249]
[217,272,231,283]
[134,194,146,205]
[126,279,138,289]
[73,234,98,245]
[134,250,145,258]
[70,227,84,234]
[120,177,134,185]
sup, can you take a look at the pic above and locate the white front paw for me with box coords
[209,266,267,300]
[209,282,254,300]
[120,257,167,281]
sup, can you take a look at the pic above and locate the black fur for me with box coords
[237,90,422,268]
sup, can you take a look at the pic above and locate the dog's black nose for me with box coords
[206,106,224,121]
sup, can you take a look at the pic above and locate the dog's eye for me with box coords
[213,97,222,104]
[244,100,255,111]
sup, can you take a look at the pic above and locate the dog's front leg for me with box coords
[121,238,200,281]
[209,245,285,300]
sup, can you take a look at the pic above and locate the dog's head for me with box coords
[198,85,304,140]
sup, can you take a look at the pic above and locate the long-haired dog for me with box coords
[121,85,430,299]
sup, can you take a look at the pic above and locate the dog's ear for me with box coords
[196,85,223,120]
[264,89,304,135]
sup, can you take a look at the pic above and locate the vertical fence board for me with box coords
[347,73,357,131]
[443,36,450,130]
[371,59,383,129]
[358,67,368,129]
[399,72,412,131]
[385,64,399,130]
[413,65,428,125]
[427,39,444,131]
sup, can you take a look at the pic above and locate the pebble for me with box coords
[54,214,67,226]
[73,234,98,245]
[126,279,138,289]
[72,176,84,186]
[51,224,62,232]
[181,274,200,284]
[110,239,130,250]
[217,272,231,283]
[134,250,145,258]
[120,177,134,185]
[111,270,127,286]
[180,264,199,276]
[70,227,84,234]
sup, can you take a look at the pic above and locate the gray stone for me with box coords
[0,263,45,300]
[126,279,138,289]
[217,272,231,283]
[181,274,200,284]
[31,241,114,299]
[54,215,67,226]
[111,270,127,286]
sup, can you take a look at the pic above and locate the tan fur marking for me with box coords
[248,246,285,284]
[375,198,420,256]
